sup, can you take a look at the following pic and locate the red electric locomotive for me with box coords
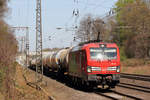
[68,42,121,88]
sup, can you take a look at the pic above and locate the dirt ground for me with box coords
[11,59,150,100]
[121,65,150,75]
[121,59,150,75]
[14,65,49,100]
[14,66,108,100]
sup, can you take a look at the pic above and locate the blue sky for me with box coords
[5,0,118,51]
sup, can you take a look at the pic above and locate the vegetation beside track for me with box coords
[76,0,150,61]
[13,65,49,100]
[0,0,18,99]
[121,58,150,75]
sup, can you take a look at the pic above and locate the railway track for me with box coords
[120,73,150,82]
[94,73,150,100]
[94,89,143,100]
[29,67,150,100]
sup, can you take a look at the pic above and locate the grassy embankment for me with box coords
[13,64,49,100]
[121,58,150,75]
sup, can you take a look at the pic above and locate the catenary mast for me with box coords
[35,0,43,83]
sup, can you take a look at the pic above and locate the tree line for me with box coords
[0,0,18,100]
[76,0,150,60]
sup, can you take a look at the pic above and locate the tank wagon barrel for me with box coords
[41,48,71,71]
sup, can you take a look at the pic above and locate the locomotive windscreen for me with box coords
[90,48,117,60]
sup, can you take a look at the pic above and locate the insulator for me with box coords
[75,26,78,29]
[74,37,76,41]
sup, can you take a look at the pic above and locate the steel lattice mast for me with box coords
[12,27,29,68]
[36,0,43,83]
[25,27,29,68]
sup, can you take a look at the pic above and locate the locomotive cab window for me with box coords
[90,48,117,60]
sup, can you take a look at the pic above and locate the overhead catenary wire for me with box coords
[56,0,118,48]
[73,0,80,26]
[65,0,117,29]
[64,0,80,32]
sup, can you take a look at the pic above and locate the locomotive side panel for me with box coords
[68,49,87,79]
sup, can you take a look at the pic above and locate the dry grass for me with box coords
[14,65,49,100]
[121,58,150,75]
[121,58,150,67]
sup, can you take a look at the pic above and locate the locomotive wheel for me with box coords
[110,85,115,88]
[109,81,118,89]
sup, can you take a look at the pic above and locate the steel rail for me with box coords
[120,73,150,82]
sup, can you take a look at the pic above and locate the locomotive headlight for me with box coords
[87,66,92,73]
[107,66,117,71]
[116,66,120,72]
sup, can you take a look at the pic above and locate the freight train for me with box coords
[30,42,121,89]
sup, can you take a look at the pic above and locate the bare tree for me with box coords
[0,0,18,99]
[92,17,105,41]
[76,15,92,42]
[113,0,150,58]
[0,0,8,18]
[76,14,106,42]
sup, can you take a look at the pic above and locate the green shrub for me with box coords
[120,46,127,61]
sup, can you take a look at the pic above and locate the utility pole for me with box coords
[35,0,43,83]
[12,27,29,68]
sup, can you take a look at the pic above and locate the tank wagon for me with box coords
[38,48,72,72]
[46,48,71,71]
[30,52,52,66]
[30,42,121,89]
